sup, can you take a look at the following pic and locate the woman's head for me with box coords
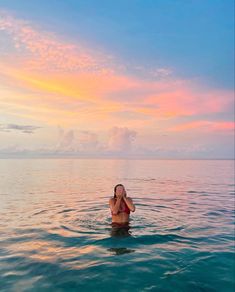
[114,184,127,198]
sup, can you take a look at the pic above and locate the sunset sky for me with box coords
[0,0,234,159]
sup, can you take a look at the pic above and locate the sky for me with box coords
[0,0,234,159]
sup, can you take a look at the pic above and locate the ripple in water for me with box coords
[0,159,234,291]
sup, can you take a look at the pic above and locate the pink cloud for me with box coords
[0,10,234,129]
[144,86,234,118]
[168,120,234,132]
[0,10,106,72]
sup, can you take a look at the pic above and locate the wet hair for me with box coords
[114,184,127,199]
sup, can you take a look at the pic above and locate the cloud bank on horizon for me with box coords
[0,1,234,159]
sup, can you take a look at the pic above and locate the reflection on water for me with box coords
[0,159,234,292]
[110,222,132,238]
[109,223,135,255]
[107,247,135,255]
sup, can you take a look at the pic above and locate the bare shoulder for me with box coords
[109,197,114,203]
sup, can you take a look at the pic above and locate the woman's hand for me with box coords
[116,189,125,199]
[116,192,123,199]
[123,197,135,212]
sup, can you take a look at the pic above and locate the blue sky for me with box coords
[1,0,234,88]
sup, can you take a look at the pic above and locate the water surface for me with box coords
[0,159,234,291]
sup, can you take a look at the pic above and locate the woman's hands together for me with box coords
[116,190,124,199]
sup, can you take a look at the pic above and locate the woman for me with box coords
[109,184,136,226]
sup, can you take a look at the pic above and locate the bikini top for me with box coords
[111,198,130,215]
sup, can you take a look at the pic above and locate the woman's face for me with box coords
[116,185,125,196]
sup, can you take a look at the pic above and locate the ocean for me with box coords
[0,159,234,291]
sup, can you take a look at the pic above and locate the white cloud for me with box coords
[53,126,136,154]
[0,126,138,157]
[0,125,233,159]
[106,126,137,152]
[53,126,101,153]
[78,130,99,152]
[55,126,75,151]
[152,67,173,78]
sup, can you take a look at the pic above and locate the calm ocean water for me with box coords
[0,159,234,292]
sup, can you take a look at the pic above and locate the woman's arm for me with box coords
[123,197,136,212]
[109,197,122,215]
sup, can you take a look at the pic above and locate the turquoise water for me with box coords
[0,159,234,292]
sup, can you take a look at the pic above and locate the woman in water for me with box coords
[109,184,136,227]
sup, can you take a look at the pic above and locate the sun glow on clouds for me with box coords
[168,120,234,132]
[0,10,234,158]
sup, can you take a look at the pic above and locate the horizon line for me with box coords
[0,156,234,160]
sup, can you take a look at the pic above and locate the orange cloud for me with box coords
[0,10,234,131]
